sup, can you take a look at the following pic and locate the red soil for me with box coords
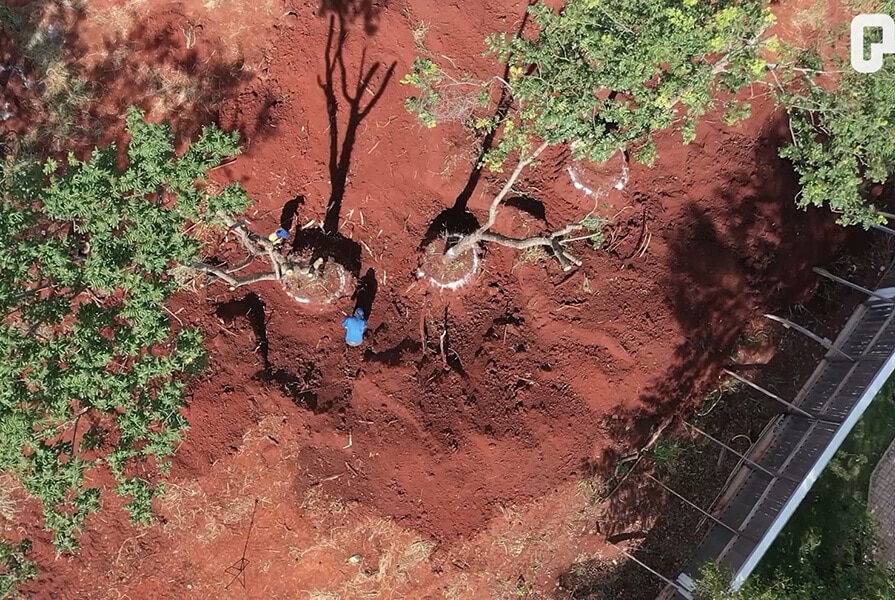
[2,0,870,598]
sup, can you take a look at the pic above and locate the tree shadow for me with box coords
[215,293,324,412]
[215,293,269,363]
[505,195,547,222]
[279,194,305,232]
[291,15,395,278]
[618,114,855,445]
[317,0,386,35]
[86,10,257,142]
[553,113,886,599]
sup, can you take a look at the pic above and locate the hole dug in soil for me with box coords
[417,233,479,291]
[282,251,354,306]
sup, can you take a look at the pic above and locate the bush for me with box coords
[778,30,895,228]
[0,540,37,597]
[0,106,249,554]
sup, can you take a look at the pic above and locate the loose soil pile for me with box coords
[1,0,881,598]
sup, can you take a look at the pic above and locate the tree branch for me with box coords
[217,212,271,258]
[446,140,550,258]
[207,210,296,284]
[190,262,281,288]
[480,224,590,271]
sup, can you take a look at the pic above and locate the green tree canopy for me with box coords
[402,0,776,266]
[778,6,895,229]
[0,107,249,552]
[405,0,776,169]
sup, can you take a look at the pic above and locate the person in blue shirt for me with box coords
[342,308,368,347]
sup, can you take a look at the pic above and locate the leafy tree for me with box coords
[777,1,895,228]
[403,0,776,270]
[0,106,249,553]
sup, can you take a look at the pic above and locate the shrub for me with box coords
[0,106,249,553]
[777,14,895,228]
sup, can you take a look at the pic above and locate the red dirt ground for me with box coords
[2,0,874,599]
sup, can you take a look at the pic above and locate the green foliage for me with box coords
[695,388,895,599]
[580,215,606,250]
[650,436,683,466]
[404,0,774,170]
[778,14,895,228]
[0,540,36,597]
[401,57,444,128]
[695,563,806,600]
[401,57,492,129]
[0,106,249,555]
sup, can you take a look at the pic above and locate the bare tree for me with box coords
[444,141,625,271]
[189,213,350,304]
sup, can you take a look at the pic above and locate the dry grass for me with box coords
[576,475,608,508]
[789,0,828,33]
[495,535,527,557]
[698,375,744,417]
[111,531,149,570]
[157,476,259,545]
[199,496,256,544]
[17,6,95,148]
[6,0,247,154]
[0,473,19,521]
[399,538,435,572]
[299,486,348,515]
[439,152,465,179]
[492,503,549,562]
[292,503,436,598]
[411,20,429,49]
[444,575,470,600]
[511,246,550,272]
[307,592,341,600]
[158,480,204,532]
[495,575,536,599]
[134,63,203,118]
[200,0,277,61]
[844,0,884,10]
[88,1,145,33]
[168,264,204,293]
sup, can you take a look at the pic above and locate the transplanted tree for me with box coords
[776,0,895,228]
[0,107,250,553]
[188,213,354,306]
[403,0,777,281]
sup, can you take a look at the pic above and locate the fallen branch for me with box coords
[600,416,675,503]
[189,211,322,289]
[440,141,616,271]
[479,220,600,271]
[439,306,450,370]
[190,262,280,288]
[419,307,428,352]
[439,329,449,370]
